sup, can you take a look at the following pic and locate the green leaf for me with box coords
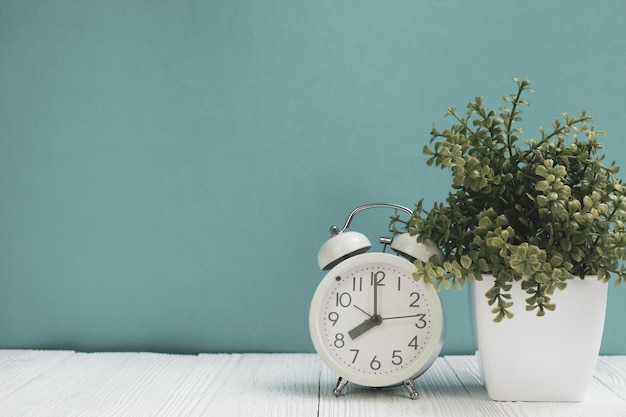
[536,180,550,192]
[535,164,549,178]
[460,255,472,269]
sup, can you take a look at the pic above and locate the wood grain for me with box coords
[0,351,624,416]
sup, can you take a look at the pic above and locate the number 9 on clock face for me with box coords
[309,252,444,388]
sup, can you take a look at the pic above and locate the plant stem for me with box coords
[449,108,476,137]
[505,85,524,157]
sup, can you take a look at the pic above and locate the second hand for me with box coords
[382,313,424,320]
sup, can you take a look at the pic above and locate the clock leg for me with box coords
[403,379,420,400]
[332,377,349,397]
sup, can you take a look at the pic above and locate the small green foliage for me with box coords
[394,77,626,320]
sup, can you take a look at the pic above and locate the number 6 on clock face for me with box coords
[309,252,444,390]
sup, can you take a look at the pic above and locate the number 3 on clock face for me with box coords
[309,252,444,389]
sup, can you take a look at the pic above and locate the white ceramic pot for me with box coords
[472,275,608,402]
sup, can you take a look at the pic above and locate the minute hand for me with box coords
[373,273,379,316]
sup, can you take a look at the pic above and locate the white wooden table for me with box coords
[1,350,624,416]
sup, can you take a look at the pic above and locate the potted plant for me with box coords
[391,77,626,401]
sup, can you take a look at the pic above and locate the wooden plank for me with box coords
[317,357,485,417]
[191,353,321,417]
[0,352,322,417]
[595,356,626,400]
[0,350,75,403]
[0,351,204,416]
[64,352,218,417]
[445,355,626,417]
[0,351,624,416]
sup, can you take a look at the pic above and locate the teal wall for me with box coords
[1,0,625,354]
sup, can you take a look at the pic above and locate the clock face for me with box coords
[309,252,444,388]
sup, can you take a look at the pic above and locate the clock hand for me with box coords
[382,313,424,320]
[348,315,382,340]
[353,305,372,318]
[373,273,379,317]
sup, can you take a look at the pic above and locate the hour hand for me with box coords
[348,315,382,340]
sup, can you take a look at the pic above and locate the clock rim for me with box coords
[309,252,445,388]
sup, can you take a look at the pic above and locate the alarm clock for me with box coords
[309,203,445,399]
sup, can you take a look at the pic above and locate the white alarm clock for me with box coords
[309,203,445,399]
